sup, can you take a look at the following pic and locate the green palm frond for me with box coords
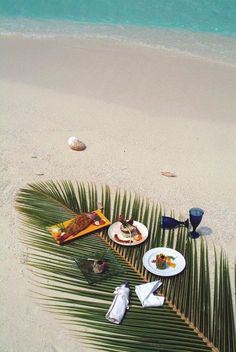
[16,181,235,352]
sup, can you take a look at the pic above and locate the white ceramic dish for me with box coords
[108,221,148,246]
[143,247,186,277]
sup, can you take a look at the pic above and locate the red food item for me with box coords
[99,219,106,225]
[65,212,96,236]
[58,232,72,243]
[55,232,62,240]
[114,234,133,244]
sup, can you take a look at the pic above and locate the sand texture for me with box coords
[0,36,236,352]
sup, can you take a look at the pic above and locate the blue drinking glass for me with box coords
[189,208,204,239]
[161,216,189,230]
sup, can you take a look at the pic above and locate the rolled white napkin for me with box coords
[106,282,130,324]
[135,280,165,308]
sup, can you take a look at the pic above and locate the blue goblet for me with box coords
[189,208,204,239]
[161,216,189,230]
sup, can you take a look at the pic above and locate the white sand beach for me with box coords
[1,36,236,351]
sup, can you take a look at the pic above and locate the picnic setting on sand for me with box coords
[2,3,236,351]
[15,181,235,352]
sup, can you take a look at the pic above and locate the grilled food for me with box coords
[57,212,97,243]
[65,212,96,236]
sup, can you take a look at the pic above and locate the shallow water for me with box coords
[1,1,236,65]
[1,0,236,35]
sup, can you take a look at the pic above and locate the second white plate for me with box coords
[143,247,186,277]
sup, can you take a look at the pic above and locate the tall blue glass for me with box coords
[189,208,204,239]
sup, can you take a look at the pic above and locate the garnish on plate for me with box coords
[114,214,143,244]
[93,214,106,226]
[49,223,66,238]
[152,253,176,270]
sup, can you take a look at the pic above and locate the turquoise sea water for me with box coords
[1,1,236,65]
[0,0,236,35]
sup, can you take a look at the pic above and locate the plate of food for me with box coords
[74,249,125,285]
[108,215,148,246]
[142,247,186,277]
[49,209,111,245]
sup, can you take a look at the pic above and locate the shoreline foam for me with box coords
[1,17,236,66]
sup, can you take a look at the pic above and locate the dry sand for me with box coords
[0,36,236,351]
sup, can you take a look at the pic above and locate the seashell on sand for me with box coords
[67,136,86,151]
[161,171,176,177]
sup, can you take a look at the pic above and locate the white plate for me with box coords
[108,221,148,246]
[143,247,186,277]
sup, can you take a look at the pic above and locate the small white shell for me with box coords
[67,136,86,151]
